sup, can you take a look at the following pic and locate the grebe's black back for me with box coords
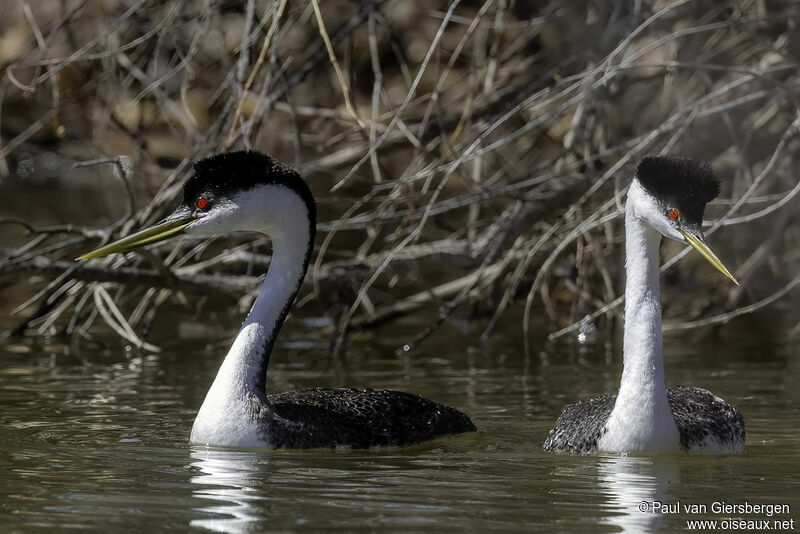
[80,151,475,448]
[544,156,744,454]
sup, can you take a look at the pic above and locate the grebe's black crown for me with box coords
[184,150,316,222]
[635,156,720,226]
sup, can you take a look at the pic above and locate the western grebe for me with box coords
[543,156,744,454]
[79,150,475,448]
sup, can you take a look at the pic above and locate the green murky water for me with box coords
[0,299,798,532]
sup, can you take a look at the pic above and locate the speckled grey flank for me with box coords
[668,386,744,451]
[252,387,476,449]
[543,386,744,454]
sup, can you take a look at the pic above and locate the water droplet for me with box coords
[577,316,597,344]
[402,344,411,352]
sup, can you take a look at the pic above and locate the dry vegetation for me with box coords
[1,0,799,354]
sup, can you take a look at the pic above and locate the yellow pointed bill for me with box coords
[77,216,196,260]
[679,229,739,286]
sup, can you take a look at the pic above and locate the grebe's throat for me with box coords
[190,185,315,446]
[599,182,679,451]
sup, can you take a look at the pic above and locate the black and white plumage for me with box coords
[265,387,475,448]
[544,156,744,455]
[543,386,744,454]
[79,150,475,448]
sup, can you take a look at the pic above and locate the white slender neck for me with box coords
[190,185,314,446]
[599,182,679,451]
[220,224,312,398]
[620,199,667,405]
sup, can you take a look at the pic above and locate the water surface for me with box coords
[1,307,798,532]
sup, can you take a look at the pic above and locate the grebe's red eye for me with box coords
[196,197,209,210]
[668,208,679,220]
